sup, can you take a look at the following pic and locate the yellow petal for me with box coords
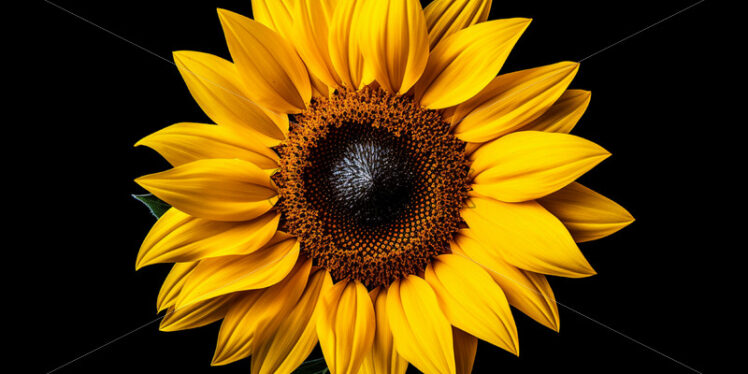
[213,259,312,366]
[251,0,338,92]
[288,0,341,89]
[451,232,559,331]
[538,182,634,243]
[415,18,531,109]
[251,0,294,38]
[212,291,263,365]
[310,71,331,98]
[387,275,455,374]
[136,209,279,269]
[470,131,610,202]
[520,90,591,133]
[423,0,491,49]
[358,0,430,94]
[425,254,518,354]
[160,293,237,332]
[328,0,369,89]
[360,288,408,374]
[135,122,278,169]
[218,9,311,113]
[135,158,277,222]
[461,196,596,278]
[317,280,375,374]
[156,261,199,312]
[172,51,287,146]
[452,327,477,374]
[453,61,580,143]
[175,236,300,308]
[251,269,333,374]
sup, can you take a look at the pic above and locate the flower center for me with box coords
[325,125,415,226]
[273,87,469,288]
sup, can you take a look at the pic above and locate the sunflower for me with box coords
[134,0,634,373]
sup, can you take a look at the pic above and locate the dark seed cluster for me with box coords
[272,86,470,288]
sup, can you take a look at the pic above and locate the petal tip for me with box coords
[171,50,190,64]
[215,7,231,19]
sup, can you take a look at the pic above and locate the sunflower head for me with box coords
[134,1,633,373]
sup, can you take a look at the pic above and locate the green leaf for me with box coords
[293,357,328,374]
[132,193,170,219]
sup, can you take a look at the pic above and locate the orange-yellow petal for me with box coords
[425,254,518,354]
[451,232,559,331]
[212,259,312,366]
[135,122,278,168]
[156,261,199,312]
[218,9,311,113]
[520,89,591,133]
[415,18,531,109]
[360,288,408,374]
[288,0,342,89]
[135,158,277,222]
[470,131,610,202]
[328,0,370,89]
[160,293,237,332]
[452,327,478,374]
[251,0,294,38]
[461,196,596,278]
[358,0,430,94]
[250,269,333,374]
[387,275,455,374]
[538,182,634,243]
[453,61,580,143]
[136,209,279,269]
[423,0,491,49]
[316,280,375,374]
[172,50,287,146]
[175,236,300,308]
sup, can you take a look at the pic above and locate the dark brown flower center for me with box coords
[272,87,470,288]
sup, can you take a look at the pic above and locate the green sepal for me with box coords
[292,357,329,374]
[132,193,170,219]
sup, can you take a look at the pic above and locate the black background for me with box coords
[30,0,721,373]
